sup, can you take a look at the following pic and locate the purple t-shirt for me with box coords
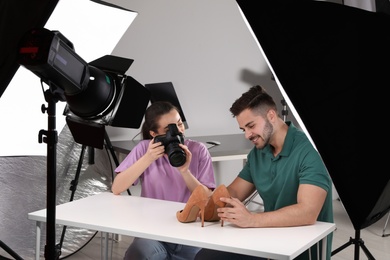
[115,139,216,203]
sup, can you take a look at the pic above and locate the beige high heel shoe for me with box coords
[176,185,209,227]
[204,184,230,226]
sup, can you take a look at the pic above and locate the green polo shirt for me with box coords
[239,122,333,260]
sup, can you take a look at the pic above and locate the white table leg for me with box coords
[321,236,327,260]
[101,232,109,260]
[35,221,41,260]
[309,237,327,260]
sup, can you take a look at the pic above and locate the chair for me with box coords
[244,190,262,207]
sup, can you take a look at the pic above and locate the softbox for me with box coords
[236,0,390,241]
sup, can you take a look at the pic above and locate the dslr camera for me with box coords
[154,124,186,167]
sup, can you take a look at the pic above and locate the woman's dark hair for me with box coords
[229,85,277,118]
[141,101,181,139]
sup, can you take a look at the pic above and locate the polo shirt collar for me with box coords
[262,121,296,158]
[279,121,296,157]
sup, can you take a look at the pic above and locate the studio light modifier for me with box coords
[17,28,150,149]
[17,28,116,119]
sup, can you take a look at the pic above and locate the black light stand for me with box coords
[281,99,288,122]
[38,88,62,260]
[331,229,375,260]
[17,29,151,259]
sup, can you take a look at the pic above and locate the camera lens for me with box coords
[166,144,186,167]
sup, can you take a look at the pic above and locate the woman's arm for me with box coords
[111,140,165,195]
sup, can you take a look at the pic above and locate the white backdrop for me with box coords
[0,0,136,156]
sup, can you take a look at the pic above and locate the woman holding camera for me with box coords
[112,101,216,260]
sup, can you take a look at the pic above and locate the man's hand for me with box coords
[217,197,255,228]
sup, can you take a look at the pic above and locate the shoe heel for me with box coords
[204,184,230,226]
[176,185,209,227]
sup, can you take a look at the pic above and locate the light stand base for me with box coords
[331,230,375,260]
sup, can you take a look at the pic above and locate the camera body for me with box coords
[154,124,186,167]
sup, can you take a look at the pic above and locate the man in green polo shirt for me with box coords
[196,85,333,260]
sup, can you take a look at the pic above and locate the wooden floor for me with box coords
[54,199,390,260]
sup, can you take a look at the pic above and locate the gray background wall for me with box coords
[105,0,288,141]
[104,0,295,195]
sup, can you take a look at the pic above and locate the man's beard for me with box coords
[254,120,273,149]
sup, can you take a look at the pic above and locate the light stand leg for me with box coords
[104,130,131,195]
[104,131,120,167]
[0,240,23,260]
[58,144,87,250]
[38,89,61,260]
[382,212,390,237]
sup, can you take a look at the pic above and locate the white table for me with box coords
[28,192,335,260]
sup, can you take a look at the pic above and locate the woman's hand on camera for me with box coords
[177,143,192,173]
[146,139,165,162]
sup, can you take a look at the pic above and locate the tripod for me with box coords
[331,229,376,260]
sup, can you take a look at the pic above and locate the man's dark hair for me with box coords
[230,85,277,118]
